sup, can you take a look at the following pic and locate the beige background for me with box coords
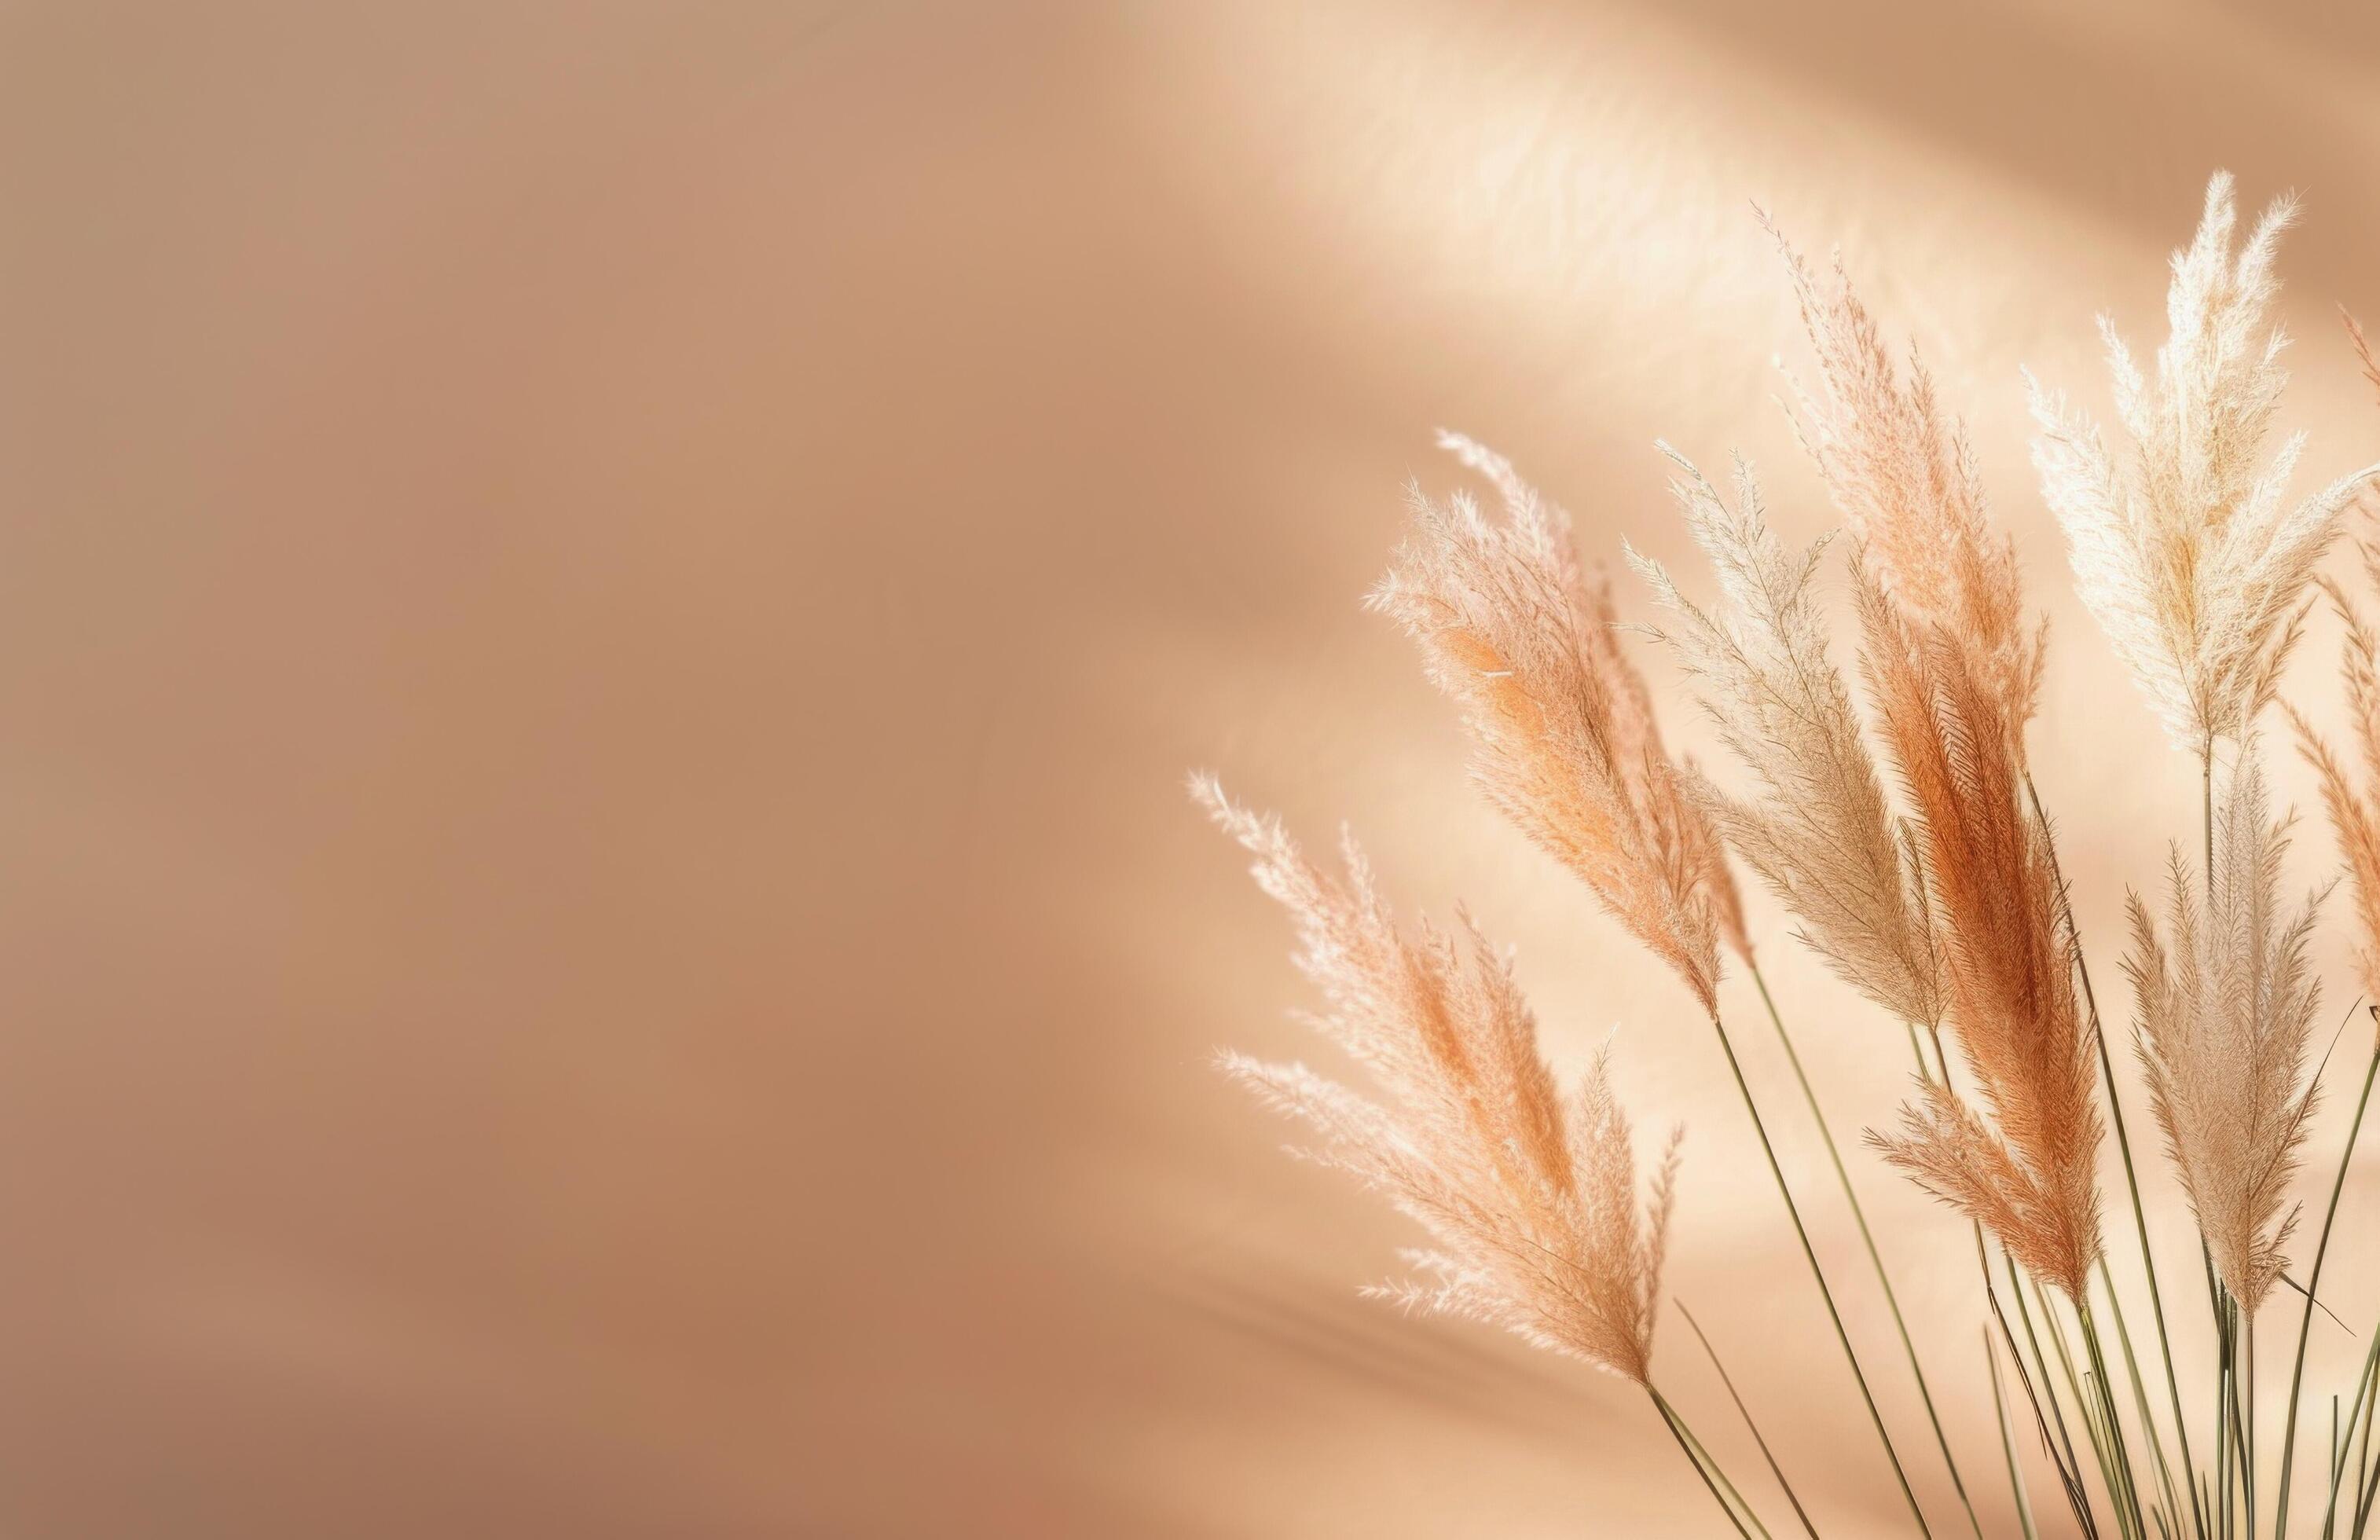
[5,2,2380,1535]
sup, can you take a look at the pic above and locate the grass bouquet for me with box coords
[1198,174,2380,1538]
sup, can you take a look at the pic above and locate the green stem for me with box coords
[2329,1329,2380,1538]
[1671,1388,1777,1540]
[2085,1294,2154,1540]
[1649,1384,1757,1540]
[2216,1262,2236,1540]
[2250,1316,2261,1540]
[1707,1008,1934,1537]
[1989,1325,2045,1540]
[2109,1257,2192,1539]
[2277,1045,2380,1538]
[1680,1302,1819,1540]
[2039,1278,2135,1540]
[1751,964,1982,1540]
[2358,1417,2380,1538]
[2013,1252,2101,1538]
[2355,1346,2380,1540]
[1993,1241,2099,1537]
[2224,1289,2253,1540]
[2334,1401,2345,1518]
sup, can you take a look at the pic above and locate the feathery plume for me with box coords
[1630,446,1943,1028]
[2030,172,2378,753]
[1857,571,2104,1298]
[1769,217,2045,737]
[2125,749,2323,1311]
[1759,227,2103,1291]
[1371,435,1748,1012]
[2348,309,2380,408]
[2288,508,2380,1009]
[1195,776,1681,1384]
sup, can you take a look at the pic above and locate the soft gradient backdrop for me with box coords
[6,2,2380,1535]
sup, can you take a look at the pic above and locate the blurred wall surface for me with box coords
[7,2,2380,1535]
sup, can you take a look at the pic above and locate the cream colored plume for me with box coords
[1195,777,1680,1384]
[2030,172,2379,754]
[2125,749,2323,1311]
[1770,218,2045,738]
[1370,434,1748,1013]
[1629,446,1942,1028]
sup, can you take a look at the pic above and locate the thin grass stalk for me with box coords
[2279,1045,2380,1537]
[2111,1256,2196,1539]
[2358,1347,2380,1538]
[2351,1351,2370,1532]
[2360,1390,2380,1532]
[2039,1276,2140,1540]
[2235,1306,2254,1533]
[2356,1364,2374,1529]
[2327,1392,2355,1540]
[2217,1265,2237,1540]
[1993,1245,2101,1537]
[2328,1356,2372,1540]
[2111,1269,2191,1540]
[2030,771,2207,1540]
[1750,962,1982,1539]
[2358,1351,2380,1540]
[1666,1388,1778,1540]
[2087,1295,2158,1540]
[2096,1397,2148,1540]
[2334,1401,2345,1514]
[2358,1424,2380,1538]
[1649,1384,1760,1540]
[2111,1252,2195,1539]
[2077,1375,2138,1540]
[1991,1325,2047,1540]
[2360,1390,2380,1540]
[1707,1007,1934,1536]
[2013,1251,2106,1537]
[2222,1288,2255,1540]
[1681,1300,1821,1540]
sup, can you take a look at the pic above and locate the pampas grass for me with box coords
[2032,174,2378,758]
[1631,450,1943,1031]
[1854,559,2107,1303]
[1200,170,2380,1540]
[1370,436,1749,1012]
[1382,434,1940,1533]
[1194,776,1773,1531]
[2290,507,2380,1005]
[2126,749,2324,1313]
[1763,222,2107,1307]
[1193,775,1678,1384]
[1772,220,2045,740]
